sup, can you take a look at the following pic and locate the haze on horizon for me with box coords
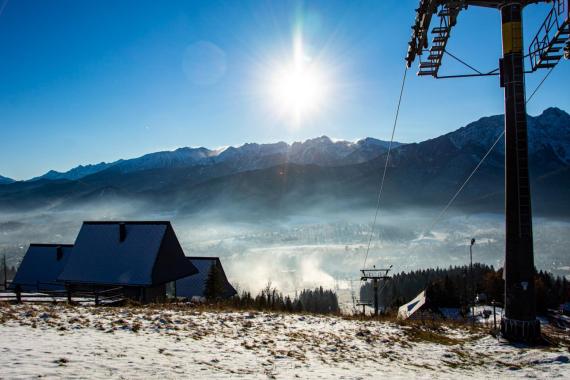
[0,0,569,180]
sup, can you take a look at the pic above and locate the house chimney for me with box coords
[119,222,126,242]
[56,246,63,261]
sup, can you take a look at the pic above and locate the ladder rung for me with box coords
[542,54,563,60]
[417,70,436,76]
[430,45,445,51]
[428,54,442,60]
[536,63,557,68]
[420,62,439,68]
[433,36,447,43]
[432,27,448,34]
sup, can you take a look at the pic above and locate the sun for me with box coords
[272,64,325,117]
[269,37,327,122]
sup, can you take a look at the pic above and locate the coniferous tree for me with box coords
[204,263,225,300]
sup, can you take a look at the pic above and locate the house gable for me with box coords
[151,224,198,284]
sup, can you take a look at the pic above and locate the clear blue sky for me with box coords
[0,0,568,180]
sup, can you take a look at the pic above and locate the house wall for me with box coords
[142,284,166,303]
[122,284,166,303]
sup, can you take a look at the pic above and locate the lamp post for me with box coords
[2,255,7,290]
[470,238,476,320]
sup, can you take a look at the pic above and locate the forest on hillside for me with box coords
[360,265,570,313]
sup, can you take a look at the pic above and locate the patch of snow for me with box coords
[1,304,568,379]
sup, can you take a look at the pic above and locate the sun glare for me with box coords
[269,36,327,122]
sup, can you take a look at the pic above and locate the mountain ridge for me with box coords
[27,107,565,184]
[25,136,404,183]
[1,107,568,217]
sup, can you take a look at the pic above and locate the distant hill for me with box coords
[0,108,568,217]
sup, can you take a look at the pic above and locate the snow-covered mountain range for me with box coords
[25,137,402,182]
[0,107,568,216]
[4,107,567,185]
[448,107,570,164]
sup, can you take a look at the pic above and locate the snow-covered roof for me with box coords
[397,290,427,320]
[176,257,236,299]
[11,244,73,292]
[58,221,197,286]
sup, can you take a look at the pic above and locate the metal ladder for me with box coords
[418,4,461,77]
[529,0,570,71]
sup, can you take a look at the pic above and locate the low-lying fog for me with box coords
[1,202,569,298]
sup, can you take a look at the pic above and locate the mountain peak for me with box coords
[295,136,334,145]
[541,107,567,117]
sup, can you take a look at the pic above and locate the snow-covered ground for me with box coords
[1,303,569,379]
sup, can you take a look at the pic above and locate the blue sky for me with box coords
[0,0,568,180]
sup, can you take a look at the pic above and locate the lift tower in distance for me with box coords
[361,265,392,316]
[405,0,569,343]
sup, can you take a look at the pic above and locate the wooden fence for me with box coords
[0,282,125,305]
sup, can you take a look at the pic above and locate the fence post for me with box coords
[3,255,7,290]
[493,300,497,331]
[15,284,22,304]
[95,291,99,306]
[67,284,72,303]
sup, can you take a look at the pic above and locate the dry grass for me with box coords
[402,327,462,345]
[540,325,570,349]
[393,318,487,346]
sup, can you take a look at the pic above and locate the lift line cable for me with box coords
[422,132,505,237]
[363,66,409,269]
[526,63,556,104]
[420,64,557,238]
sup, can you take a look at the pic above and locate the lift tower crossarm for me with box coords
[464,0,547,7]
[406,1,556,76]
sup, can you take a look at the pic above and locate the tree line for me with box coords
[203,262,340,314]
[218,283,340,314]
[0,262,17,290]
[360,264,570,313]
